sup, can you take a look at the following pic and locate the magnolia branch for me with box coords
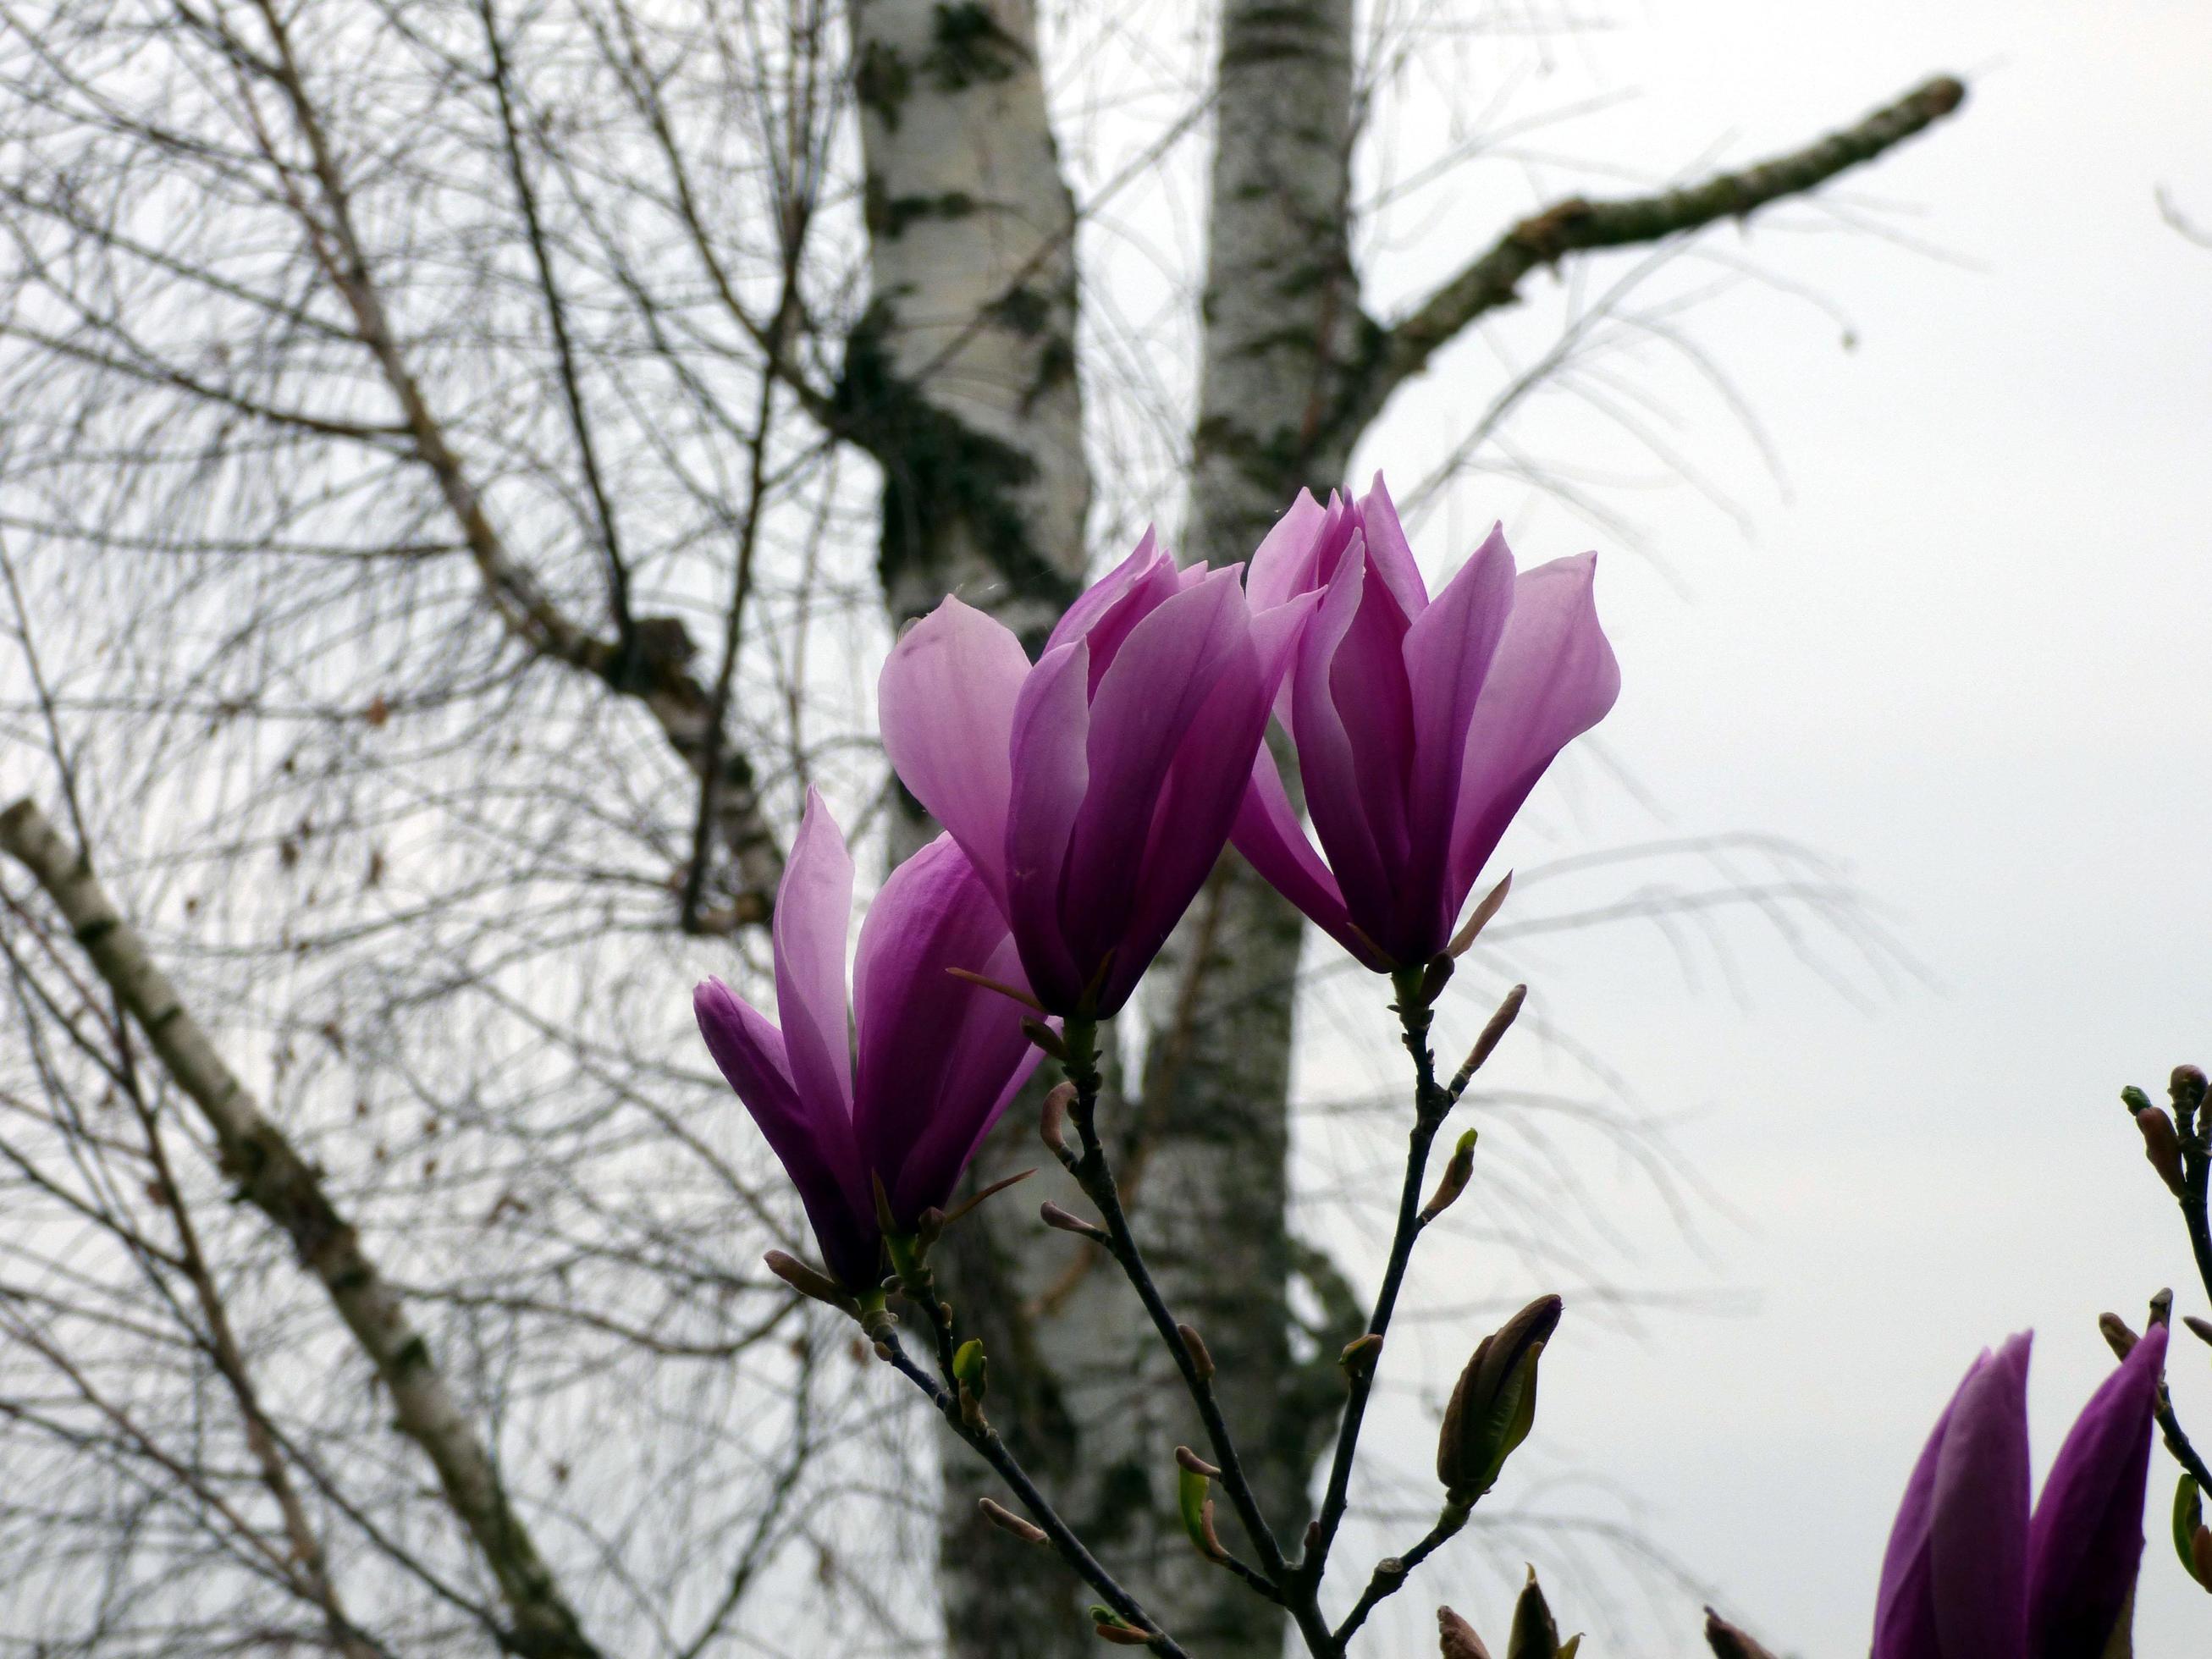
[0,798,606,1659]
[1329,74,1969,444]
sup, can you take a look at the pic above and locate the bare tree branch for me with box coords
[0,796,606,1659]
[1328,74,1968,445]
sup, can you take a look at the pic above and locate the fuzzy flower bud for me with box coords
[1437,1295,1563,1502]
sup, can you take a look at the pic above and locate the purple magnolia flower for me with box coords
[1873,1324,2166,1659]
[693,789,1044,1292]
[878,531,1313,1018]
[1233,477,1619,972]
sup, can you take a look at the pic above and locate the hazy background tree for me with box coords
[0,2,1960,1656]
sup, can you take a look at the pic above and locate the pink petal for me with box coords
[1231,741,1380,968]
[1289,545,1393,946]
[1059,567,1250,971]
[773,788,855,1124]
[1399,522,1515,943]
[1045,526,1172,658]
[1929,1332,2031,1659]
[879,597,1029,909]
[1003,640,1093,1009]
[1354,473,1431,618]
[852,835,1038,1222]
[1247,488,1328,612]
[1445,553,1621,906]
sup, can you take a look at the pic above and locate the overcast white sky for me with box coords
[1242,1,2212,1651]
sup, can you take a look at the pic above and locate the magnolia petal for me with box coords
[1045,526,1170,658]
[1291,542,1393,948]
[1059,567,1249,978]
[852,838,1038,1221]
[879,597,1029,908]
[1353,472,1431,618]
[774,789,855,1124]
[695,978,874,1289]
[1002,640,1093,1012]
[1400,521,1515,942]
[2027,1325,2166,1659]
[1929,1333,2032,1659]
[1247,488,1330,612]
[1444,554,1621,907]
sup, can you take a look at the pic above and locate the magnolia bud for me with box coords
[2195,1524,2212,1592]
[763,1250,858,1317]
[1174,1445,1222,1479]
[979,1496,1047,1545]
[1420,1129,1479,1224]
[1340,1332,1384,1380]
[1176,1458,1222,1561]
[1437,1607,1494,1659]
[1504,1567,1558,1659]
[2174,1064,2209,1117]
[1041,1201,1108,1242]
[1178,1322,1216,1381]
[2179,1474,2209,1586]
[2137,1105,2189,1198]
[2185,1315,2212,1349]
[1437,1296,1563,1502]
[1451,985,1528,1096]
[1023,1018,1071,1061]
[1703,1609,1781,1659]
[1089,1610,1156,1646]
[2099,1312,2139,1360]
[2121,1084,2155,1116]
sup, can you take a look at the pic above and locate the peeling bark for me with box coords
[843,0,1089,644]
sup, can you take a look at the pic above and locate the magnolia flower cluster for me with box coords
[694,476,1619,1297]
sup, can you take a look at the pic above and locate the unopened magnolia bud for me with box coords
[2194,1523,2212,1590]
[764,1250,858,1316]
[2174,1065,2209,1116]
[2174,1473,2205,1584]
[1452,985,1528,1095]
[1174,1445,1222,1478]
[1178,1322,1216,1381]
[915,1207,947,1253]
[2185,1315,2212,1349]
[2151,1287,2176,1328]
[2099,1312,2139,1360]
[1340,1332,1384,1379]
[1176,1460,1222,1560]
[2137,1106,2188,1197]
[1089,1610,1156,1646]
[1041,1201,1107,1241]
[979,1496,1047,1545]
[1420,1129,1479,1224]
[1437,1607,1494,1659]
[1703,1608,1781,1659]
[952,1338,987,1400]
[1437,1295,1563,1502]
[1024,1019,1071,1062]
[1504,1567,1558,1659]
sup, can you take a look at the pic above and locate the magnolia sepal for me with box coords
[764,1250,860,1318]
